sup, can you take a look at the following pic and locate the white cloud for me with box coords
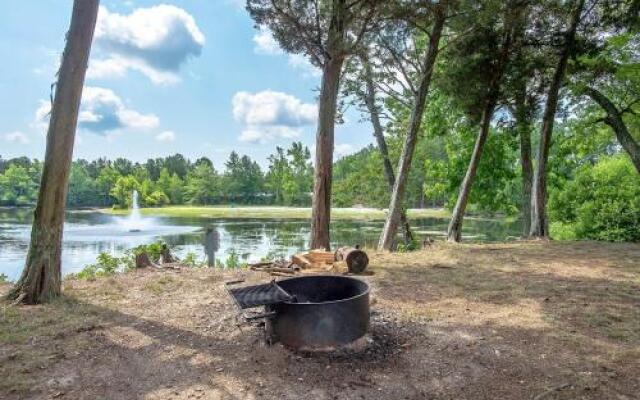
[253,28,282,55]
[252,28,320,78]
[33,86,159,135]
[287,54,322,78]
[3,131,29,144]
[335,143,355,157]
[155,130,176,142]
[233,91,317,127]
[89,5,205,85]
[233,91,317,143]
[239,126,301,144]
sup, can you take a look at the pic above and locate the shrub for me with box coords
[550,155,640,241]
[182,252,202,267]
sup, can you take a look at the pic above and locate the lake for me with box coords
[0,208,522,281]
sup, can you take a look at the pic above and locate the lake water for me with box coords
[0,208,522,281]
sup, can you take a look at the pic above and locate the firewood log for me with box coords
[292,253,312,268]
[334,247,369,273]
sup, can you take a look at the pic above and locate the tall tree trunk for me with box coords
[515,92,533,236]
[378,10,446,251]
[6,0,99,304]
[530,0,584,238]
[446,100,497,242]
[447,21,516,243]
[361,56,414,244]
[310,1,346,250]
[584,86,640,173]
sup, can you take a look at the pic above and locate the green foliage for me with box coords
[73,252,128,280]
[110,176,140,209]
[0,273,9,283]
[71,241,175,280]
[0,164,39,206]
[182,252,202,268]
[130,242,164,262]
[550,155,640,241]
[265,142,313,205]
[396,238,419,253]
[224,248,244,269]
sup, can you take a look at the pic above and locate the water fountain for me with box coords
[124,190,144,232]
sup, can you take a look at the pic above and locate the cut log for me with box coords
[334,247,369,274]
[306,249,336,264]
[292,253,312,269]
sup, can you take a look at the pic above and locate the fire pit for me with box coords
[227,275,370,351]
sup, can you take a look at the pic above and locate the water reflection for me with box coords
[0,208,522,281]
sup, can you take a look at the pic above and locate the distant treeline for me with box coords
[0,143,311,208]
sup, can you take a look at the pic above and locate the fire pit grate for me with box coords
[226,280,294,309]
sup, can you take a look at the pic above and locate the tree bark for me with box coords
[530,0,584,238]
[446,100,497,242]
[378,9,446,251]
[447,18,516,243]
[515,92,533,236]
[6,0,99,304]
[584,86,640,174]
[310,1,347,250]
[361,56,414,244]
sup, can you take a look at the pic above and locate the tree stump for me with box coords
[135,253,153,268]
[160,244,177,264]
[334,247,369,274]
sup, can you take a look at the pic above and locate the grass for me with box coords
[101,205,451,220]
[1,241,638,399]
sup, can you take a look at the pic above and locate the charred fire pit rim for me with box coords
[276,275,370,306]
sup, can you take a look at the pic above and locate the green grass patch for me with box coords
[101,205,451,220]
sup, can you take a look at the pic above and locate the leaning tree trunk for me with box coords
[515,92,533,236]
[584,86,640,174]
[447,23,516,243]
[378,10,446,251]
[446,100,497,242]
[361,56,414,244]
[530,0,584,238]
[6,0,100,304]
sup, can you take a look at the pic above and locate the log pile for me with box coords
[249,247,369,276]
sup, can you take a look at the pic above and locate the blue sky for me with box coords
[0,0,370,169]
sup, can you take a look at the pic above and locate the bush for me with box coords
[182,252,202,267]
[73,252,127,280]
[71,241,168,280]
[550,155,640,241]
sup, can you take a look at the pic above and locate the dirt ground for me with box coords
[1,241,639,400]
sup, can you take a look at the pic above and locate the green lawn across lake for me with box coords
[101,206,451,220]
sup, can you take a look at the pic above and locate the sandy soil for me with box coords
[1,240,639,400]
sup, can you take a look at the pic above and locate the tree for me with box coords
[95,166,120,206]
[377,1,449,250]
[530,0,586,238]
[6,0,100,304]
[0,165,38,206]
[285,142,313,204]
[222,152,264,203]
[247,0,381,249]
[445,0,525,242]
[266,146,289,204]
[110,176,140,208]
[184,163,220,205]
[343,50,414,244]
[583,86,640,173]
[571,27,640,174]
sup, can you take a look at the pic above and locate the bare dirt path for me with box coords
[1,241,639,399]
